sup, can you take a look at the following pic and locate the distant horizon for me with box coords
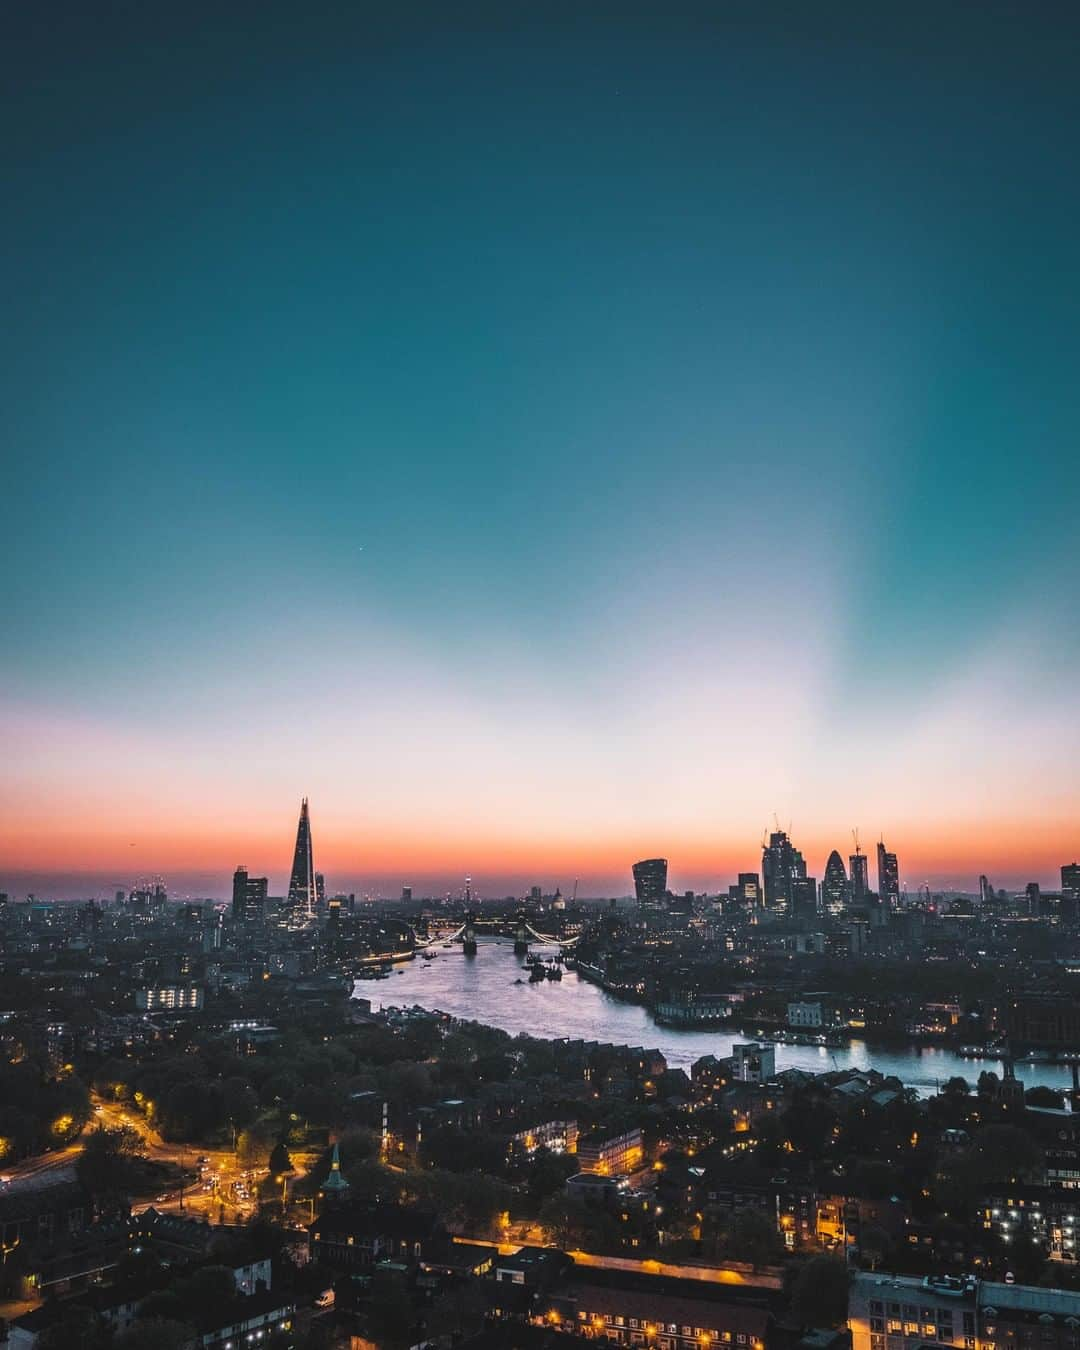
[3,835,1075,903]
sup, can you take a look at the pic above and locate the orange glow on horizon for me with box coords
[0,804,1075,896]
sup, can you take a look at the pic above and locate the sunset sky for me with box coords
[3,3,1078,899]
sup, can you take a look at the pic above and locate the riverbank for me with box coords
[353,938,1080,1096]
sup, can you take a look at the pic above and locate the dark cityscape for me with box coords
[4,3,1080,1350]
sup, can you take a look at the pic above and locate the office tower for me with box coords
[202,911,223,952]
[287,798,323,924]
[728,872,761,908]
[1025,882,1041,915]
[877,838,900,912]
[632,858,668,908]
[179,902,204,930]
[401,885,412,902]
[849,847,869,905]
[1063,864,1080,909]
[979,874,994,908]
[762,831,804,914]
[232,867,268,923]
[791,875,818,920]
[821,850,849,915]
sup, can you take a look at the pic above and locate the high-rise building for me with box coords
[1062,864,1080,910]
[232,867,268,923]
[791,875,818,920]
[401,885,412,902]
[821,850,849,915]
[849,846,869,904]
[1025,882,1042,915]
[633,858,668,908]
[979,874,994,908]
[762,831,805,914]
[728,872,761,908]
[286,798,323,924]
[877,838,900,912]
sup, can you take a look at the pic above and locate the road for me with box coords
[450,1237,783,1289]
[2,1094,316,1224]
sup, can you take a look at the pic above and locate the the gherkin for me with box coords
[822,849,849,915]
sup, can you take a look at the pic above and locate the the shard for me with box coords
[287,797,324,923]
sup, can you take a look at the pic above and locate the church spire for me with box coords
[319,1141,349,1208]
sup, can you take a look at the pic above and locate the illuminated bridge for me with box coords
[417,912,581,951]
[354,911,581,967]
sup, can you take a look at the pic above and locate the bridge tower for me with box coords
[513,908,529,956]
[462,910,477,956]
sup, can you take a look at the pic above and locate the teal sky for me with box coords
[3,3,1078,897]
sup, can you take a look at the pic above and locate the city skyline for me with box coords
[4,4,1079,896]
[2,795,1076,902]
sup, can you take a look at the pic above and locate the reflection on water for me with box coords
[357,939,1074,1097]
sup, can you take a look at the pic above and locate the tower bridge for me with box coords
[353,910,580,969]
[417,910,581,952]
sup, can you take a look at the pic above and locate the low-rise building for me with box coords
[576,1126,644,1177]
[135,983,204,1011]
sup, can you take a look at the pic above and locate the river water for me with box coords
[356,939,1076,1098]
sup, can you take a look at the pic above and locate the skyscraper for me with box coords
[849,845,869,904]
[791,875,818,920]
[1062,864,1080,924]
[762,831,805,914]
[822,850,849,915]
[728,872,761,909]
[877,838,900,912]
[633,858,668,908]
[232,866,268,923]
[286,798,323,924]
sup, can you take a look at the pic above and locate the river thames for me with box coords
[356,939,1076,1098]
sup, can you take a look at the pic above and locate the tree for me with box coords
[854,1159,900,1201]
[1025,1085,1066,1109]
[859,1223,892,1270]
[967,1124,1044,1185]
[137,1289,186,1323]
[788,1257,850,1328]
[522,1147,578,1205]
[727,1208,784,1268]
[268,1139,293,1178]
[367,1267,417,1350]
[538,1192,621,1253]
[114,1318,195,1350]
[942,1077,970,1097]
[36,1306,109,1350]
[77,1126,146,1212]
